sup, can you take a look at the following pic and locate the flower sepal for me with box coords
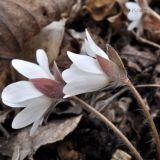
[96,45,127,85]
[31,78,64,99]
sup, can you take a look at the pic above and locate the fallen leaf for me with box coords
[0,115,82,160]
[57,142,81,160]
[121,45,156,68]
[57,32,80,69]
[111,149,131,160]
[24,19,66,63]
[85,0,115,21]
[143,14,160,41]
[0,0,76,56]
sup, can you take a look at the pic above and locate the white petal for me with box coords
[85,29,109,59]
[128,20,140,30]
[12,59,51,79]
[36,49,49,72]
[30,117,43,136]
[12,96,52,129]
[36,49,54,79]
[2,100,23,107]
[126,2,140,10]
[62,65,109,97]
[2,81,42,104]
[67,52,104,74]
[126,2,142,21]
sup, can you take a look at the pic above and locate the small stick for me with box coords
[132,31,160,49]
[99,84,160,112]
[71,96,143,160]
[0,124,10,138]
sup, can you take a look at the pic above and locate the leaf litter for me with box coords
[0,0,160,160]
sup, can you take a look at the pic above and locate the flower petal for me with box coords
[12,59,51,79]
[2,100,24,107]
[62,65,109,97]
[30,117,43,136]
[12,96,52,129]
[67,52,104,74]
[85,29,109,59]
[36,49,53,78]
[126,2,142,21]
[126,2,140,10]
[2,81,42,104]
[128,20,140,30]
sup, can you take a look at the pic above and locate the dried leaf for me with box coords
[0,0,75,56]
[0,116,82,160]
[57,32,80,69]
[121,45,156,67]
[107,11,123,24]
[57,142,81,160]
[85,0,115,21]
[127,61,142,73]
[24,19,66,63]
[143,14,160,40]
[111,149,131,160]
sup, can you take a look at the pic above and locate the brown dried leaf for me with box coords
[0,0,76,56]
[24,19,66,63]
[57,142,81,160]
[143,14,160,41]
[57,32,80,69]
[127,61,142,73]
[0,115,82,160]
[85,0,115,21]
[111,149,131,160]
[121,45,156,67]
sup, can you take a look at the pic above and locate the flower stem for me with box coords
[125,79,160,160]
[72,96,143,160]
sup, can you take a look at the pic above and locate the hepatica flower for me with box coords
[62,30,127,98]
[1,50,64,135]
[126,1,143,31]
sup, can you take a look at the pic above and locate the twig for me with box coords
[98,88,127,112]
[99,84,160,112]
[72,96,143,160]
[137,84,160,88]
[0,55,15,60]
[0,124,10,138]
[132,31,160,49]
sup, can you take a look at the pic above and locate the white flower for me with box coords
[62,30,127,98]
[126,1,143,31]
[1,49,63,135]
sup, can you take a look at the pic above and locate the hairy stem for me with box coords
[125,79,160,160]
[71,96,143,160]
